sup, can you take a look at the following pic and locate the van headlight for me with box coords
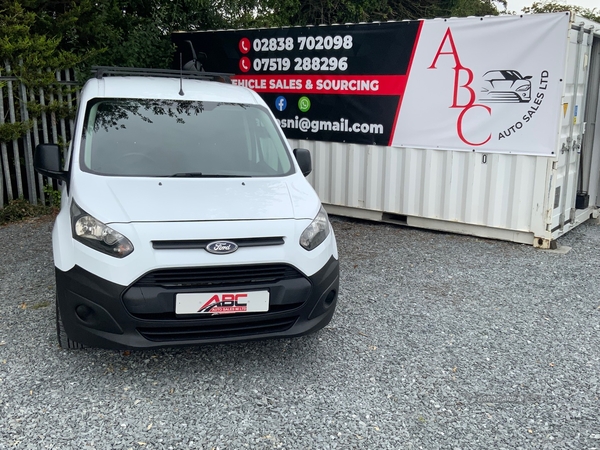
[300,206,330,251]
[71,202,134,258]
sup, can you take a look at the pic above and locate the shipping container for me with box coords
[173,12,600,247]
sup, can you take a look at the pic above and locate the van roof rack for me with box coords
[91,66,232,83]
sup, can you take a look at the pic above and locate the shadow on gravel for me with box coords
[49,328,337,379]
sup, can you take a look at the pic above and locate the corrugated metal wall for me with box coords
[291,139,551,238]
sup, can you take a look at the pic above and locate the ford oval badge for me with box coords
[206,241,238,254]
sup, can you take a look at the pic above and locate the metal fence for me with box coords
[0,63,78,208]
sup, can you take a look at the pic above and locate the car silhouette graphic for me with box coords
[480,70,532,103]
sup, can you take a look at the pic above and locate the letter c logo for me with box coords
[457,104,492,146]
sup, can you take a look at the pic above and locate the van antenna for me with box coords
[179,53,184,96]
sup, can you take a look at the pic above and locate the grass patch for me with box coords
[31,301,51,310]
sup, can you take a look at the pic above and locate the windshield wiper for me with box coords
[170,172,250,178]
[171,172,204,177]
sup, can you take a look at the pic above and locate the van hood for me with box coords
[72,173,318,223]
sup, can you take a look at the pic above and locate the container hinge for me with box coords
[559,212,565,230]
[587,26,595,46]
[577,26,585,44]
[570,208,576,223]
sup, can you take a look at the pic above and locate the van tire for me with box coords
[56,297,84,350]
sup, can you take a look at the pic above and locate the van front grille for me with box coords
[132,264,305,289]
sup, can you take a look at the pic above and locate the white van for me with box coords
[34,67,339,349]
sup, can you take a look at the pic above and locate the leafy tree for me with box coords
[0,2,80,85]
[522,0,599,21]
[270,0,504,25]
[446,0,505,17]
[15,0,284,69]
[5,0,510,74]
[0,2,82,144]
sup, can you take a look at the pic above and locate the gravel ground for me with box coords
[1,215,600,449]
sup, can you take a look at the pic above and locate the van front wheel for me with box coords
[56,296,84,350]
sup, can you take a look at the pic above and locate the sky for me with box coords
[507,0,599,13]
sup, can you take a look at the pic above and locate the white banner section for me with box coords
[391,13,569,156]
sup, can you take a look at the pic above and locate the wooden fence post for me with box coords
[19,60,37,205]
[5,61,24,199]
[0,80,14,204]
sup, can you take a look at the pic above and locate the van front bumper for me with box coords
[55,257,339,349]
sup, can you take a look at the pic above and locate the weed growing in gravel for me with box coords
[31,301,51,310]
[0,198,54,225]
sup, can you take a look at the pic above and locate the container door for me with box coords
[582,35,600,206]
[552,23,596,234]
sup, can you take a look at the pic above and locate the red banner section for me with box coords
[231,75,408,96]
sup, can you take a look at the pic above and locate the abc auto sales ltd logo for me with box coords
[428,28,549,146]
[198,293,249,313]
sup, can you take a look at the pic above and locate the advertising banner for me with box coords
[391,13,569,155]
[172,12,569,155]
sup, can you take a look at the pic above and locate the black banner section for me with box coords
[259,93,398,146]
[172,21,422,144]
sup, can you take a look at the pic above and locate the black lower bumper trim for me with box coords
[55,257,339,349]
[138,316,298,342]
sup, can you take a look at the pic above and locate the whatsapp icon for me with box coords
[298,96,311,112]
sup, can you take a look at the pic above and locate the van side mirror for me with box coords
[182,40,207,72]
[34,144,68,182]
[293,148,312,177]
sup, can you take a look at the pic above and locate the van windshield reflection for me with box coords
[80,99,293,177]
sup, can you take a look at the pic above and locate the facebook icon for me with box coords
[275,96,287,111]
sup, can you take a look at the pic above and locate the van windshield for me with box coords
[80,99,294,177]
